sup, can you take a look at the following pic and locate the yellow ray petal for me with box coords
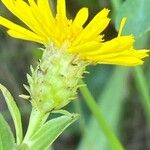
[96,50,147,60]
[82,36,134,56]
[37,0,54,17]
[57,0,66,19]
[27,0,54,38]
[72,8,110,46]
[85,48,149,65]
[0,16,45,43]
[99,56,144,66]
[73,7,89,27]
[2,0,14,11]
[85,53,144,66]
[21,0,49,38]
[2,0,49,39]
[7,30,44,43]
[68,41,101,53]
[132,49,149,58]
[28,0,37,7]
[37,0,55,24]
[118,17,127,37]
[84,8,110,33]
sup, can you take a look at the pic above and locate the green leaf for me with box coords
[0,84,23,145]
[78,67,130,150]
[115,0,150,37]
[0,113,15,150]
[28,114,79,150]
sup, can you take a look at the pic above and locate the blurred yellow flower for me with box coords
[0,0,149,66]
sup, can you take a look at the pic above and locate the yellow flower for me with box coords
[0,0,149,66]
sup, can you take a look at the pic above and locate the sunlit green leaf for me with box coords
[28,114,79,150]
[0,84,23,145]
[0,113,15,150]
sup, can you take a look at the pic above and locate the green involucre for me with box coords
[26,44,86,113]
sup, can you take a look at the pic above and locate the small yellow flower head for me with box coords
[0,0,150,113]
[0,0,149,66]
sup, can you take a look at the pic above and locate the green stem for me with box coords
[23,108,49,143]
[134,66,150,125]
[79,80,124,150]
[74,100,87,136]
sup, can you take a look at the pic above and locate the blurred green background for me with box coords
[0,0,150,150]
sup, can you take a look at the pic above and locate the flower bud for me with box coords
[26,44,86,113]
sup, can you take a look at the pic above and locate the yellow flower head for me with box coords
[0,0,149,66]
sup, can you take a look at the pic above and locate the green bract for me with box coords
[26,44,86,113]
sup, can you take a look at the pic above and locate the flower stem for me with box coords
[134,66,150,125]
[23,108,49,143]
[79,80,124,150]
